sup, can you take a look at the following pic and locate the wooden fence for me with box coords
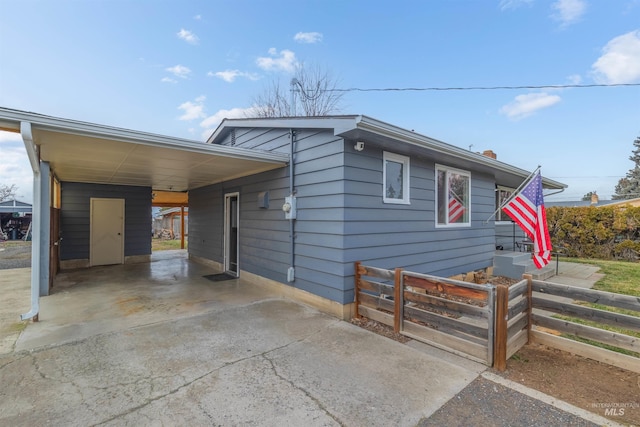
[530,280,640,373]
[354,262,531,368]
[354,261,640,373]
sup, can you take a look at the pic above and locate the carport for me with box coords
[0,107,289,321]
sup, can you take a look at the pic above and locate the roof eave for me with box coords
[351,116,567,190]
[0,107,289,164]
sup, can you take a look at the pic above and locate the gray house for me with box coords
[0,108,565,321]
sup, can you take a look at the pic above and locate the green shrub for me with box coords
[546,206,640,261]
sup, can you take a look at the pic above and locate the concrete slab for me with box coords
[16,250,273,351]
[0,268,30,354]
[1,298,478,426]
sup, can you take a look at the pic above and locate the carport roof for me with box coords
[0,107,289,192]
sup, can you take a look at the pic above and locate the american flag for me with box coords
[502,171,552,268]
[448,193,465,223]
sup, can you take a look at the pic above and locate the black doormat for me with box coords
[203,273,237,282]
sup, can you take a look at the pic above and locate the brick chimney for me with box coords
[590,192,599,205]
[482,150,497,159]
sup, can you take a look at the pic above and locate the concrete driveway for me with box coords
[1,251,482,426]
[0,251,615,426]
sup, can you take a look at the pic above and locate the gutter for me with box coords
[20,121,40,321]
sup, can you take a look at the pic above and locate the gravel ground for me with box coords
[419,376,599,427]
[0,242,31,270]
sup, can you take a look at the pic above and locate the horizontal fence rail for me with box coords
[402,271,494,365]
[530,279,640,373]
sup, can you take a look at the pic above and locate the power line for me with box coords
[328,82,640,92]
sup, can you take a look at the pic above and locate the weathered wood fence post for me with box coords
[493,284,509,371]
[354,261,362,319]
[524,273,533,344]
[394,268,403,333]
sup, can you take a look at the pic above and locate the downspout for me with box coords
[287,129,296,282]
[20,121,40,321]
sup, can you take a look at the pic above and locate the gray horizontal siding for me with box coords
[219,128,291,153]
[60,182,151,261]
[188,185,224,262]
[342,145,497,296]
[200,126,500,306]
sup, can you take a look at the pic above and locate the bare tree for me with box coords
[249,64,344,118]
[0,184,18,202]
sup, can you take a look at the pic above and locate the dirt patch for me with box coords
[350,316,410,343]
[499,342,640,426]
[351,316,640,425]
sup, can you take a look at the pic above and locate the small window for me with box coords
[383,152,410,204]
[495,186,515,222]
[436,165,470,227]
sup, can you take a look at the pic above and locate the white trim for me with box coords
[435,164,471,228]
[382,151,410,205]
[224,192,240,276]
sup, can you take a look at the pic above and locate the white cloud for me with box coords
[567,74,582,85]
[177,29,199,45]
[294,32,323,44]
[0,131,34,203]
[208,69,259,82]
[166,64,191,79]
[199,107,254,140]
[591,30,640,84]
[256,48,297,73]
[193,15,202,20]
[551,0,586,27]
[500,92,561,120]
[499,0,533,11]
[161,77,177,84]
[178,96,207,121]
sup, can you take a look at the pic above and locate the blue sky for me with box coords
[1,0,639,203]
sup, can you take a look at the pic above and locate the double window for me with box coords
[436,165,470,227]
[383,152,410,204]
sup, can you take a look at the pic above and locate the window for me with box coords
[495,186,515,222]
[383,152,410,204]
[436,165,470,226]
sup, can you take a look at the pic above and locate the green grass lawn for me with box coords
[152,238,188,251]
[557,258,640,356]
[564,257,640,296]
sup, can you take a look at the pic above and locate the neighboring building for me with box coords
[0,199,32,240]
[0,108,566,320]
[546,193,640,208]
[153,207,188,238]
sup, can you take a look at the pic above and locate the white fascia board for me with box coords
[0,108,288,164]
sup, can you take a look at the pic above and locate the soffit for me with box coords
[33,128,288,192]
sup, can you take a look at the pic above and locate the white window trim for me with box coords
[435,164,471,228]
[383,151,410,204]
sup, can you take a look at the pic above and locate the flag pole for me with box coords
[484,165,541,223]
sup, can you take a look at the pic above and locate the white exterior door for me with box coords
[90,198,124,266]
